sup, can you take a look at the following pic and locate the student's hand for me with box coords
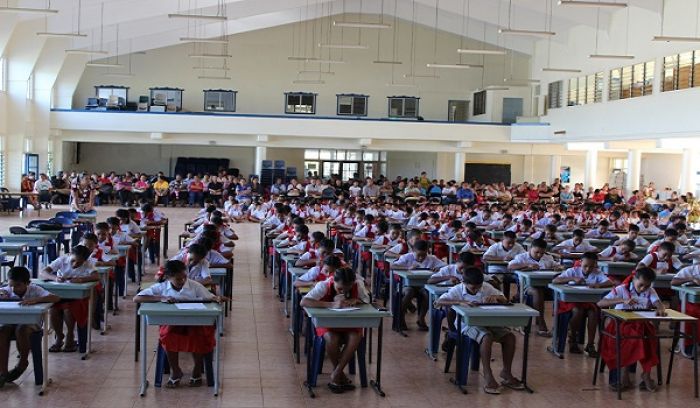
[483,295,503,304]
[623,297,638,306]
[460,300,477,307]
[19,298,40,306]
[56,276,66,283]
[0,290,9,299]
[574,277,585,285]
[449,276,461,285]
[656,307,667,317]
[694,278,700,286]
[161,296,176,303]
[432,266,441,272]
[341,298,360,308]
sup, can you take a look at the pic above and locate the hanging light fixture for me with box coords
[541,0,581,73]
[85,4,122,67]
[86,62,123,68]
[652,0,700,42]
[198,75,231,80]
[426,63,483,69]
[590,4,634,59]
[67,49,109,55]
[168,13,227,21]
[542,67,582,73]
[0,6,58,14]
[189,54,232,59]
[373,0,402,64]
[558,1,627,8]
[180,37,228,44]
[38,0,86,38]
[333,21,391,29]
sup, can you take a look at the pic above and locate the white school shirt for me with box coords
[674,265,700,281]
[206,250,228,265]
[637,223,661,235]
[97,240,116,261]
[508,252,559,270]
[0,283,51,300]
[639,253,682,274]
[647,239,689,255]
[598,246,637,261]
[553,239,598,254]
[629,236,650,247]
[303,278,370,303]
[121,220,141,235]
[603,283,660,310]
[47,255,96,279]
[483,242,525,272]
[392,253,447,270]
[170,253,211,281]
[137,279,214,300]
[112,231,135,245]
[298,266,323,282]
[355,224,378,238]
[387,242,409,255]
[585,229,617,239]
[430,264,463,282]
[438,283,503,332]
[558,266,609,286]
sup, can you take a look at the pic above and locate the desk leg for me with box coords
[134,306,140,362]
[101,272,109,335]
[40,310,49,396]
[396,280,407,337]
[303,314,316,398]
[449,316,467,393]
[667,324,680,385]
[548,291,563,358]
[83,288,93,360]
[389,271,395,331]
[272,252,277,290]
[448,247,453,265]
[163,223,169,258]
[694,321,698,398]
[215,315,221,396]
[293,288,300,364]
[522,317,535,393]
[370,318,386,397]
[139,315,148,396]
[370,256,376,296]
[615,318,622,400]
[425,292,437,361]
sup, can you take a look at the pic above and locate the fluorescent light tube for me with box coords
[403,74,440,79]
[558,1,627,7]
[426,63,483,69]
[198,76,231,80]
[168,13,227,21]
[299,70,335,75]
[37,32,87,38]
[373,60,403,64]
[288,56,319,61]
[102,72,135,77]
[193,67,231,71]
[333,21,391,29]
[66,49,109,55]
[504,78,540,83]
[317,43,368,49]
[542,67,582,73]
[589,54,634,59]
[385,83,417,87]
[0,7,59,14]
[314,60,345,64]
[86,62,124,68]
[499,28,556,37]
[189,54,232,59]
[484,86,511,91]
[652,35,700,43]
[180,37,228,44]
[457,48,506,55]
[292,80,325,84]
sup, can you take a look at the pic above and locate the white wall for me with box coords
[71,15,530,122]
[386,151,438,180]
[63,142,256,176]
[641,153,683,192]
[266,147,304,178]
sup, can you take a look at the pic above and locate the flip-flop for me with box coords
[5,365,28,383]
[49,343,63,353]
[165,377,182,389]
[536,330,553,338]
[327,382,345,394]
[501,378,526,391]
[639,380,657,392]
[483,385,501,395]
[188,377,203,387]
[62,342,78,353]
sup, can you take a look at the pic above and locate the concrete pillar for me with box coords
[523,155,535,184]
[454,152,465,182]
[254,146,268,178]
[679,148,699,195]
[585,149,598,188]
[550,155,562,184]
[626,149,642,196]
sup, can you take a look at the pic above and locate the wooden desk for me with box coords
[32,279,97,360]
[137,302,222,396]
[451,304,538,393]
[424,283,453,360]
[303,304,390,398]
[0,301,51,395]
[547,284,610,358]
[595,308,698,400]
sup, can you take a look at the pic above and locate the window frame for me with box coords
[473,90,487,115]
[567,72,603,106]
[387,96,420,119]
[203,89,237,113]
[609,61,654,101]
[336,94,368,117]
[547,81,563,109]
[95,85,129,102]
[285,92,317,114]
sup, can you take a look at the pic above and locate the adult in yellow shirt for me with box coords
[153,176,171,206]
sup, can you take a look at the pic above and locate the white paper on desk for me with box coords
[567,286,590,290]
[634,311,664,319]
[175,303,207,310]
[0,302,21,308]
[329,307,360,312]
[479,305,509,310]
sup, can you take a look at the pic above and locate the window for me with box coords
[388,96,419,118]
[336,94,368,116]
[448,100,469,122]
[149,87,184,112]
[473,91,486,115]
[203,89,236,112]
[303,149,388,180]
[609,61,654,101]
[663,51,696,91]
[567,73,604,106]
[547,81,563,109]
[285,92,316,114]
[95,85,128,101]
[0,56,6,92]
[0,137,5,187]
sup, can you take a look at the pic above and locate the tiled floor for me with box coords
[0,205,698,407]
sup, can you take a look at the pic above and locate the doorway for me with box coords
[502,97,523,124]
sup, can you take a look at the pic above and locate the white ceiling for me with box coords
[7,0,661,57]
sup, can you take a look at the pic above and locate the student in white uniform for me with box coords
[436,267,524,395]
[0,267,60,387]
[552,229,598,255]
[169,243,212,286]
[482,231,525,274]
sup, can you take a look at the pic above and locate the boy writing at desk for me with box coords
[597,267,665,392]
[0,267,60,387]
[300,267,370,394]
[435,267,524,395]
[134,260,226,388]
[552,252,612,357]
[40,245,98,353]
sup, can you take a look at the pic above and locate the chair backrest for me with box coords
[55,211,79,220]
[9,226,28,234]
[26,220,51,228]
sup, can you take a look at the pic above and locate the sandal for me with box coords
[165,377,182,389]
[536,330,553,338]
[62,342,78,353]
[5,364,28,383]
[501,378,525,391]
[639,379,657,392]
[49,342,64,353]
[483,385,501,395]
[327,382,345,394]
[188,377,203,387]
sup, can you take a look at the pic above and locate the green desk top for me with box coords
[138,302,222,316]
[548,283,611,296]
[424,283,454,296]
[452,303,539,319]
[303,303,391,319]
[209,268,228,277]
[673,285,700,296]
[32,279,97,291]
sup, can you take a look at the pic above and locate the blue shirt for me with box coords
[456,188,475,200]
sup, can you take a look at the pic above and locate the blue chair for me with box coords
[443,330,480,376]
[50,217,73,253]
[306,333,367,388]
[9,330,44,386]
[153,344,214,387]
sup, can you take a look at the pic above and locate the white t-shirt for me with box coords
[0,283,51,300]
[674,265,700,281]
[603,283,660,310]
[558,266,609,285]
[393,253,447,270]
[47,255,96,279]
[508,252,559,270]
[137,279,214,300]
[303,278,370,303]
[438,282,503,332]
[430,265,463,282]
